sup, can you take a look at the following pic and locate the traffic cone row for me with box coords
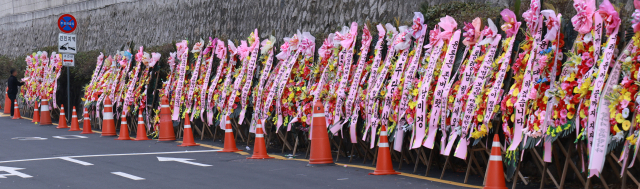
[369,125,400,175]
[12,101,21,119]
[32,103,40,123]
[219,114,241,152]
[484,134,507,189]
[68,107,81,131]
[116,113,131,140]
[247,119,273,159]
[134,110,150,141]
[80,107,93,134]
[101,97,116,136]
[40,99,52,125]
[308,101,334,166]
[178,113,198,147]
[56,105,68,128]
[3,87,10,114]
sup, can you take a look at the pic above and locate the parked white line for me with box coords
[0,150,220,164]
[111,172,145,180]
[58,157,93,166]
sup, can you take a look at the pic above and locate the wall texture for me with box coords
[0,0,517,57]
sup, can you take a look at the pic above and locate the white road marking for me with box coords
[58,157,93,166]
[52,135,88,139]
[0,150,220,164]
[111,172,145,180]
[157,157,212,167]
[11,137,47,140]
[0,166,32,178]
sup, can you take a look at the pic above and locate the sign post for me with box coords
[58,14,77,121]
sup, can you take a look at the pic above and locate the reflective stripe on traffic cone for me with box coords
[68,106,81,131]
[115,114,131,140]
[483,134,507,189]
[308,101,334,166]
[178,113,199,146]
[219,114,241,152]
[56,104,68,128]
[39,99,52,125]
[158,96,175,141]
[80,107,94,134]
[32,103,40,123]
[101,97,116,136]
[134,110,150,141]
[247,119,274,159]
[12,101,21,119]
[369,126,400,175]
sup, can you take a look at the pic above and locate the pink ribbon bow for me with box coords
[215,39,226,60]
[462,18,482,46]
[228,40,238,57]
[597,0,620,35]
[135,46,144,63]
[238,40,250,60]
[318,34,335,60]
[149,52,161,68]
[437,16,457,40]
[522,0,540,33]
[571,0,595,34]
[541,10,560,41]
[299,32,316,57]
[335,22,358,49]
[412,12,426,38]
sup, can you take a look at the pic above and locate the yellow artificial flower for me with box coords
[622,120,631,131]
[616,113,624,123]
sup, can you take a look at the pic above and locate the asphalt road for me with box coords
[0,114,484,189]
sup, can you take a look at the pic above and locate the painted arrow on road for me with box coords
[0,166,33,178]
[157,157,212,167]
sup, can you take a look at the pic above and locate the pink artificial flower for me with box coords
[622,76,632,87]
[135,46,144,62]
[632,0,640,32]
[621,99,630,108]
[541,10,560,41]
[318,34,335,60]
[299,32,316,57]
[500,9,518,37]
[238,40,251,60]
[429,26,441,44]
[176,40,188,57]
[228,40,238,56]
[597,0,621,35]
[522,0,540,33]
[571,0,595,34]
[411,12,426,38]
[216,39,227,60]
[149,52,161,68]
[437,16,457,40]
[560,109,568,118]
[168,52,177,71]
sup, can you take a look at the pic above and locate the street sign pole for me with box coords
[58,13,77,120]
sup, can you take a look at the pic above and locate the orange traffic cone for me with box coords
[219,114,241,152]
[158,96,175,141]
[308,101,334,166]
[12,101,21,119]
[56,104,68,128]
[101,97,116,136]
[80,107,94,134]
[40,99,52,125]
[178,113,199,146]
[247,119,274,159]
[369,125,400,175]
[483,134,507,189]
[68,106,81,131]
[134,110,150,141]
[3,88,10,114]
[32,103,40,123]
[116,114,131,140]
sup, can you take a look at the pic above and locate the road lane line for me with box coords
[111,172,145,180]
[0,150,220,164]
[58,157,93,166]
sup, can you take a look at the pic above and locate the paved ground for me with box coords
[0,113,493,189]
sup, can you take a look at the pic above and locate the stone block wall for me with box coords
[0,0,514,57]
